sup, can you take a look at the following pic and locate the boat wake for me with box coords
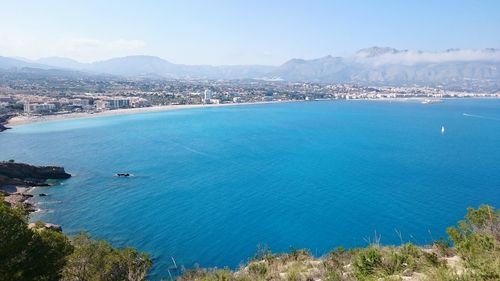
[171,140,239,164]
[180,145,213,157]
[168,139,216,158]
[463,113,500,121]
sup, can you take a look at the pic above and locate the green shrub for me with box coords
[177,268,234,281]
[433,238,452,257]
[422,251,441,267]
[281,247,311,264]
[248,262,268,277]
[323,247,352,280]
[387,243,419,272]
[206,269,233,281]
[353,246,383,278]
[62,231,152,281]
[0,201,73,281]
[446,205,499,281]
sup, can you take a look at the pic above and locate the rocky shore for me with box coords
[0,114,14,132]
[0,161,71,215]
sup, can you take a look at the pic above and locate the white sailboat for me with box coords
[441,126,445,134]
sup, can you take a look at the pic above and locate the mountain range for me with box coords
[1,47,499,89]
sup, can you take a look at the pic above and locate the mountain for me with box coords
[0,56,53,70]
[89,56,276,79]
[91,55,178,77]
[356,46,403,57]
[31,55,274,79]
[2,47,500,89]
[272,47,500,88]
[275,56,355,82]
[35,57,86,70]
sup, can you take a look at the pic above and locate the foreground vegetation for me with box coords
[1,197,498,281]
[178,205,499,281]
[0,199,152,281]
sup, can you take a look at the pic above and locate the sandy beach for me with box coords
[6,97,498,127]
[6,101,289,127]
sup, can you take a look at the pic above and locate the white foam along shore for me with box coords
[7,96,499,127]
[6,101,291,127]
[1,97,448,127]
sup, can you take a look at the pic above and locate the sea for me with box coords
[0,99,499,280]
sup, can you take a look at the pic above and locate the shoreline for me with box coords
[6,96,500,128]
[0,162,71,215]
[6,100,295,127]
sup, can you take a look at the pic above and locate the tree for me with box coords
[0,200,73,281]
[447,205,500,280]
[62,232,152,281]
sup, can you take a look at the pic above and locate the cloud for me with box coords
[0,33,146,62]
[354,48,500,66]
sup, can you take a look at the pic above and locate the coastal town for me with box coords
[1,73,499,129]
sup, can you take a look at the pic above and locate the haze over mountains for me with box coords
[1,47,499,89]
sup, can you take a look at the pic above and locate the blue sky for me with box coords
[0,0,499,65]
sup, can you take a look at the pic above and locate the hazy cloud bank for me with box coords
[354,48,500,65]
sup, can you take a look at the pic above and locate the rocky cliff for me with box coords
[0,114,12,132]
[0,162,71,187]
[0,161,71,211]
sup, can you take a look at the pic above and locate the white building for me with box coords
[204,90,213,101]
[72,98,90,107]
[129,97,149,108]
[72,98,93,110]
[95,100,109,111]
[24,103,56,114]
[107,98,130,109]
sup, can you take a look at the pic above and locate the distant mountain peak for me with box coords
[482,48,500,53]
[36,57,85,69]
[283,58,307,65]
[356,46,402,57]
[95,55,172,64]
[37,56,81,62]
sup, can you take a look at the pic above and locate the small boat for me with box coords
[115,173,131,177]
[441,126,445,134]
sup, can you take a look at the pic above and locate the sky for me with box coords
[0,0,499,65]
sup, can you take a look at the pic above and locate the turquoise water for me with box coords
[1,99,499,279]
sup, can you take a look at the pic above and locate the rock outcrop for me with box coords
[28,222,63,232]
[0,161,71,187]
[0,114,13,132]
[0,123,8,132]
[0,161,71,213]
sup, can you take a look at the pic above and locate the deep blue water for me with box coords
[0,99,499,280]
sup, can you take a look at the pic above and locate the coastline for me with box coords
[6,96,500,128]
[0,162,71,214]
[6,100,294,127]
